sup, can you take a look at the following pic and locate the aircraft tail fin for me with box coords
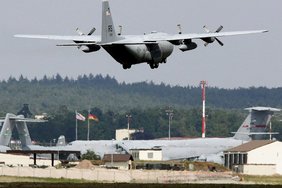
[56,135,66,146]
[16,118,32,147]
[0,113,15,146]
[101,0,120,43]
[233,107,280,141]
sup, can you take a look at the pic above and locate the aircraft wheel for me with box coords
[149,64,155,69]
[123,64,131,69]
[149,63,159,69]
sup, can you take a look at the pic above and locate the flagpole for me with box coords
[87,109,90,141]
[75,110,78,141]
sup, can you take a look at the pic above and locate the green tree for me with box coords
[81,150,101,160]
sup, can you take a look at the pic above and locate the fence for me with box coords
[0,166,234,183]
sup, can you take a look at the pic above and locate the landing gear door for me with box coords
[147,44,162,63]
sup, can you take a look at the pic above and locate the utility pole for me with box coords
[75,110,78,141]
[165,107,173,140]
[87,109,90,141]
[126,114,132,140]
[200,81,207,138]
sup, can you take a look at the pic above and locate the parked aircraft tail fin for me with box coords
[233,107,280,141]
[101,0,120,43]
[0,113,46,148]
[0,113,15,146]
[56,135,66,146]
[16,117,32,147]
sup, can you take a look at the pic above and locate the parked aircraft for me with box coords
[62,107,280,163]
[15,0,268,69]
[13,107,279,163]
[0,113,46,152]
[1,107,279,163]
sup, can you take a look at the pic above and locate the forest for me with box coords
[0,74,282,143]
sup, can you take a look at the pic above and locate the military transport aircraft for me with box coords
[0,107,276,163]
[15,0,268,70]
[0,113,47,152]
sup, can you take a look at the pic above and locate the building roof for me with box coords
[103,154,133,162]
[225,140,276,152]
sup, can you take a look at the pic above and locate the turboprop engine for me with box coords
[179,42,197,52]
[81,45,101,53]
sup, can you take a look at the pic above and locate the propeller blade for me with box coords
[215,25,223,33]
[76,28,85,36]
[215,38,224,46]
[203,25,210,33]
[88,27,96,36]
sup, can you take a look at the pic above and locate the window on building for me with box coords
[234,153,238,164]
[239,154,242,164]
[243,154,247,164]
[148,152,153,159]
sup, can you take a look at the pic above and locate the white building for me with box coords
[224,140,282,175]
[130,148,163,161]
[103,154,133,170]
[115,129,138,141]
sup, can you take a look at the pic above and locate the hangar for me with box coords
[224,140,282,175]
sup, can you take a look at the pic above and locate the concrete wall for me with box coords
[237,142,282,175]
[248,142,282,165]
[105,162,129,170]
[242,164,276,175]
[0,166,235,183]
[139,150,162,161]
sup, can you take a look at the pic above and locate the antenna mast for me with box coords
[200,81,207,138]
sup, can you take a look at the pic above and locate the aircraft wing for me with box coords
[14,34,100,43]
[9,117,47,123]
[167,30,267,41]
[144,30,268,43]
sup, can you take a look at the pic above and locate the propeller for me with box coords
[118,25,122,36]
[203,25,224,47]
[87,27,96,36]
[76,27,96,36]
[177,24,182,34]
[75,27,96,50]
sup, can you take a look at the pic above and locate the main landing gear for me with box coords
[122,64,132,69]
[149,63,159,69]
[149,59,167,69]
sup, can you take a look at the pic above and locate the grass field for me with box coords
[240,174,282,184]
[1,175,282,188]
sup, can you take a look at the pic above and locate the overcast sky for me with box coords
[1,0,281,88]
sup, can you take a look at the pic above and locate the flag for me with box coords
[88,114,99,122]
[76,112,86,121]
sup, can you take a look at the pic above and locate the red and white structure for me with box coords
[200,81,207,138]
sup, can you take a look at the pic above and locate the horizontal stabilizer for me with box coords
[57,43,98,47]
[245,107,281,112]
[231,132,279,135]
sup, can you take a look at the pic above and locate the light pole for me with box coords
[111,139,115,167]
[126,114,132,140]
[165,107,173,140]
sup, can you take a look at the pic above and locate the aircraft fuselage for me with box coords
[102,40,173,69]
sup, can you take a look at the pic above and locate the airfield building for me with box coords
[224,140,282,175]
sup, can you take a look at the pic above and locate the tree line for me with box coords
[24,106,282,144]
[1,74,282,143]
[0,74,281,115]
